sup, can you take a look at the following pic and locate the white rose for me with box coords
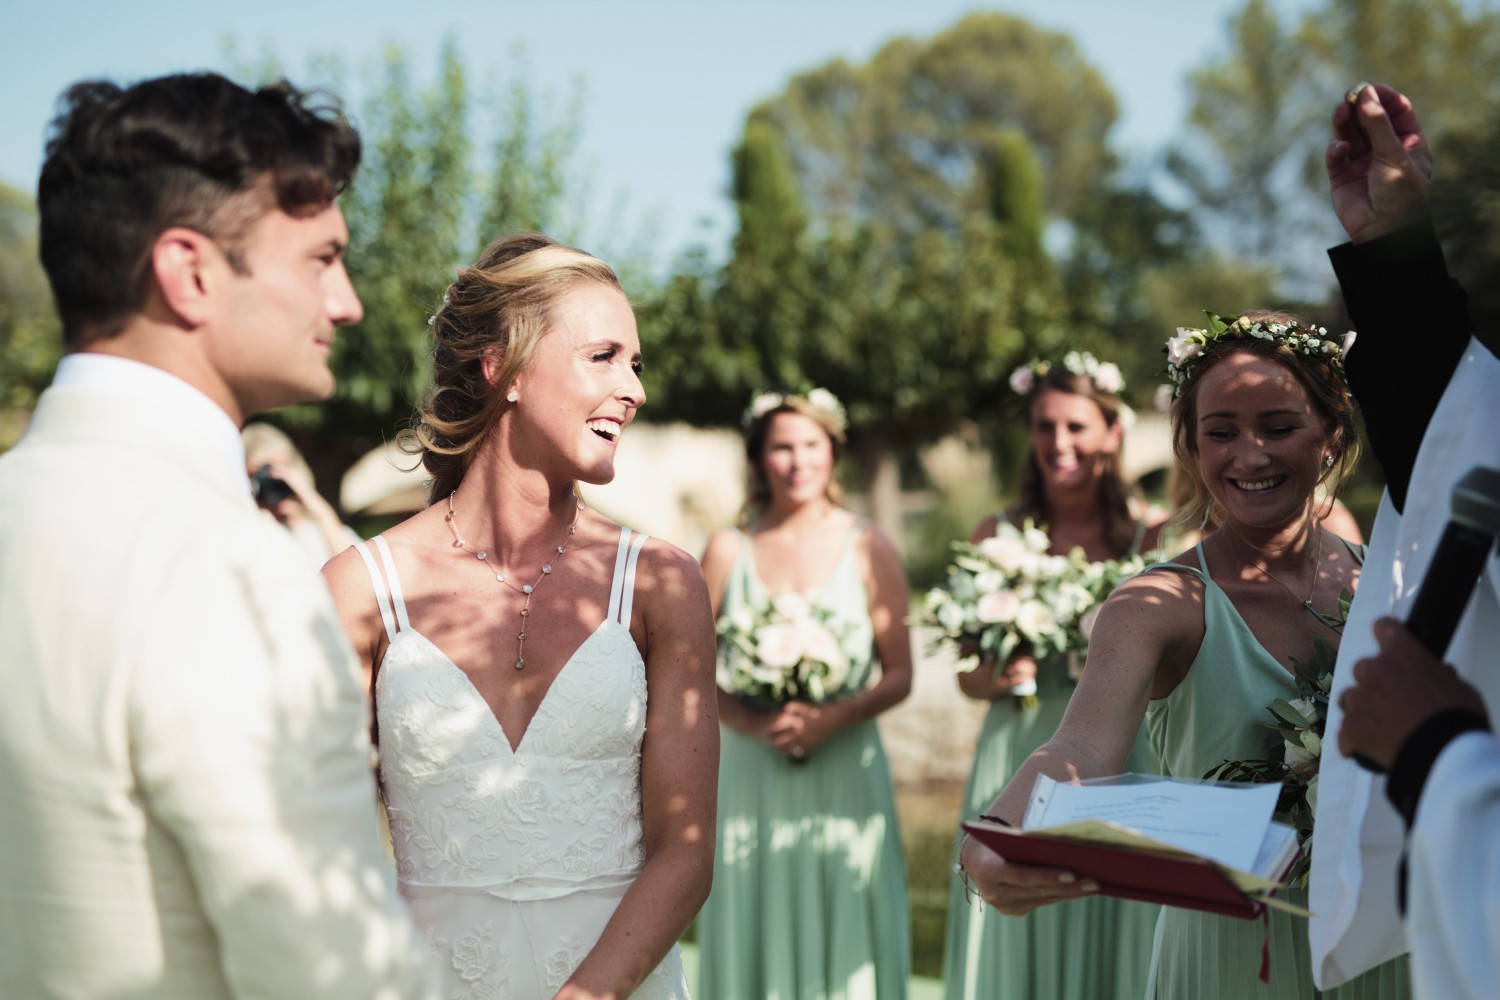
[1055,583,1093,621]
[1008,366,1035,395]
[749,391,783,419]
[1286,697,1319,727]
[978,536,1028,573]
[972,569,1005,594]
[936,601,965,632]
[806,387,839,412]
[797,619,844,669]
[770,591,811,621]
[1022,525,1050,553]
[1015,600,1055,640]
[1166,331,1203,367]
[755,623,803,669]
[1092,362,1124,394]
[1285,740,1316,773]
[976,590,1021,624]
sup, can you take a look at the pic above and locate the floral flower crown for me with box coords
[742,386,848,432]
[1164,312,1355,399]
[1009,351,1125,398]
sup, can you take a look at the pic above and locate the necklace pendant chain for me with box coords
[446,489,586,670]
[1246,522,1336,631]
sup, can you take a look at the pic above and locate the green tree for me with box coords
[747,11,1119,239]
[1430,96,1500,344]
[0,184,62,444]
[1165,0,1316,268]
[1169,0,1500,284]
[640,119,1065,539]
[236,41,610,505]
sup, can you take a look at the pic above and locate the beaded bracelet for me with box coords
[953,815,1013,903]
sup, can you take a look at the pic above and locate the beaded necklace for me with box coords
[445,490,584,670]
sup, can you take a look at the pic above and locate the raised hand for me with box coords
[1325,83,1433,244]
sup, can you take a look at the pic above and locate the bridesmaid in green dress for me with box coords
[698,388,914,1000]
[942,353,1166,1000]
[960,313,1411,998]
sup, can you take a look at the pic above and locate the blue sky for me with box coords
[4,0,1323,261]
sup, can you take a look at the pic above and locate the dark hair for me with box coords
[38,72,361,348]
[1012,365,1139,555]
[1169,309,1360,531]
[740,397,846,521]
[408,233,624,502]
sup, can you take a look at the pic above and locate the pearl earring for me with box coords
[1324,453,1335,468]
[506,389,519,403]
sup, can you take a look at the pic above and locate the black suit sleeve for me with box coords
[1328,220,1472,514]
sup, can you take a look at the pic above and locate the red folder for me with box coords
[961,819,1300,919]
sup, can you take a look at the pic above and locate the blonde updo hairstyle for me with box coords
[1169,309,1360,533]
[741,396,846,521]
[409,232,623,502]
[1013,365,1140,556]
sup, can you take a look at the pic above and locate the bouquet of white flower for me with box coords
[716,591,851,705]
[923,520,1145,708]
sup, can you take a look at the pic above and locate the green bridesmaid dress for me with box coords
[698,526,911,999]
[1143,544,1410,999]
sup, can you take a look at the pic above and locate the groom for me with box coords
[0,74,436,998]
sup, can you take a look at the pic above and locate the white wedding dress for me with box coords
[355,527,689,999]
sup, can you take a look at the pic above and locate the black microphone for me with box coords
[1352,465,1500,774]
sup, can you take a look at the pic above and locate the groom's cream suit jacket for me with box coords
[0,357,436,999]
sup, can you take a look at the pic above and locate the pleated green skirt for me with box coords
[697,720,910,1000]
[1150,888,1411,998]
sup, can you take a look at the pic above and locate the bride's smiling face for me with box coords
[1027,388,1119,492]
[507,281,645,485]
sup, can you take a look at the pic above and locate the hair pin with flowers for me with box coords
[742,386,848,431]
[1164,312,1356,399]
[1008,351,1125,398]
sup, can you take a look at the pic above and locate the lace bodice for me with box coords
[377,623,648,895]
[354,528,688,998]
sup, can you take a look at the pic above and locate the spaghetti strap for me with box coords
[372,535,411,633]
[353,540,399,643]
[606,527,632,624]
[618,531,650,626]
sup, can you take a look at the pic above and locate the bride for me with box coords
[324,233,718,999]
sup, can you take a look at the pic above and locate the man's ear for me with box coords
[151,227,221,328]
